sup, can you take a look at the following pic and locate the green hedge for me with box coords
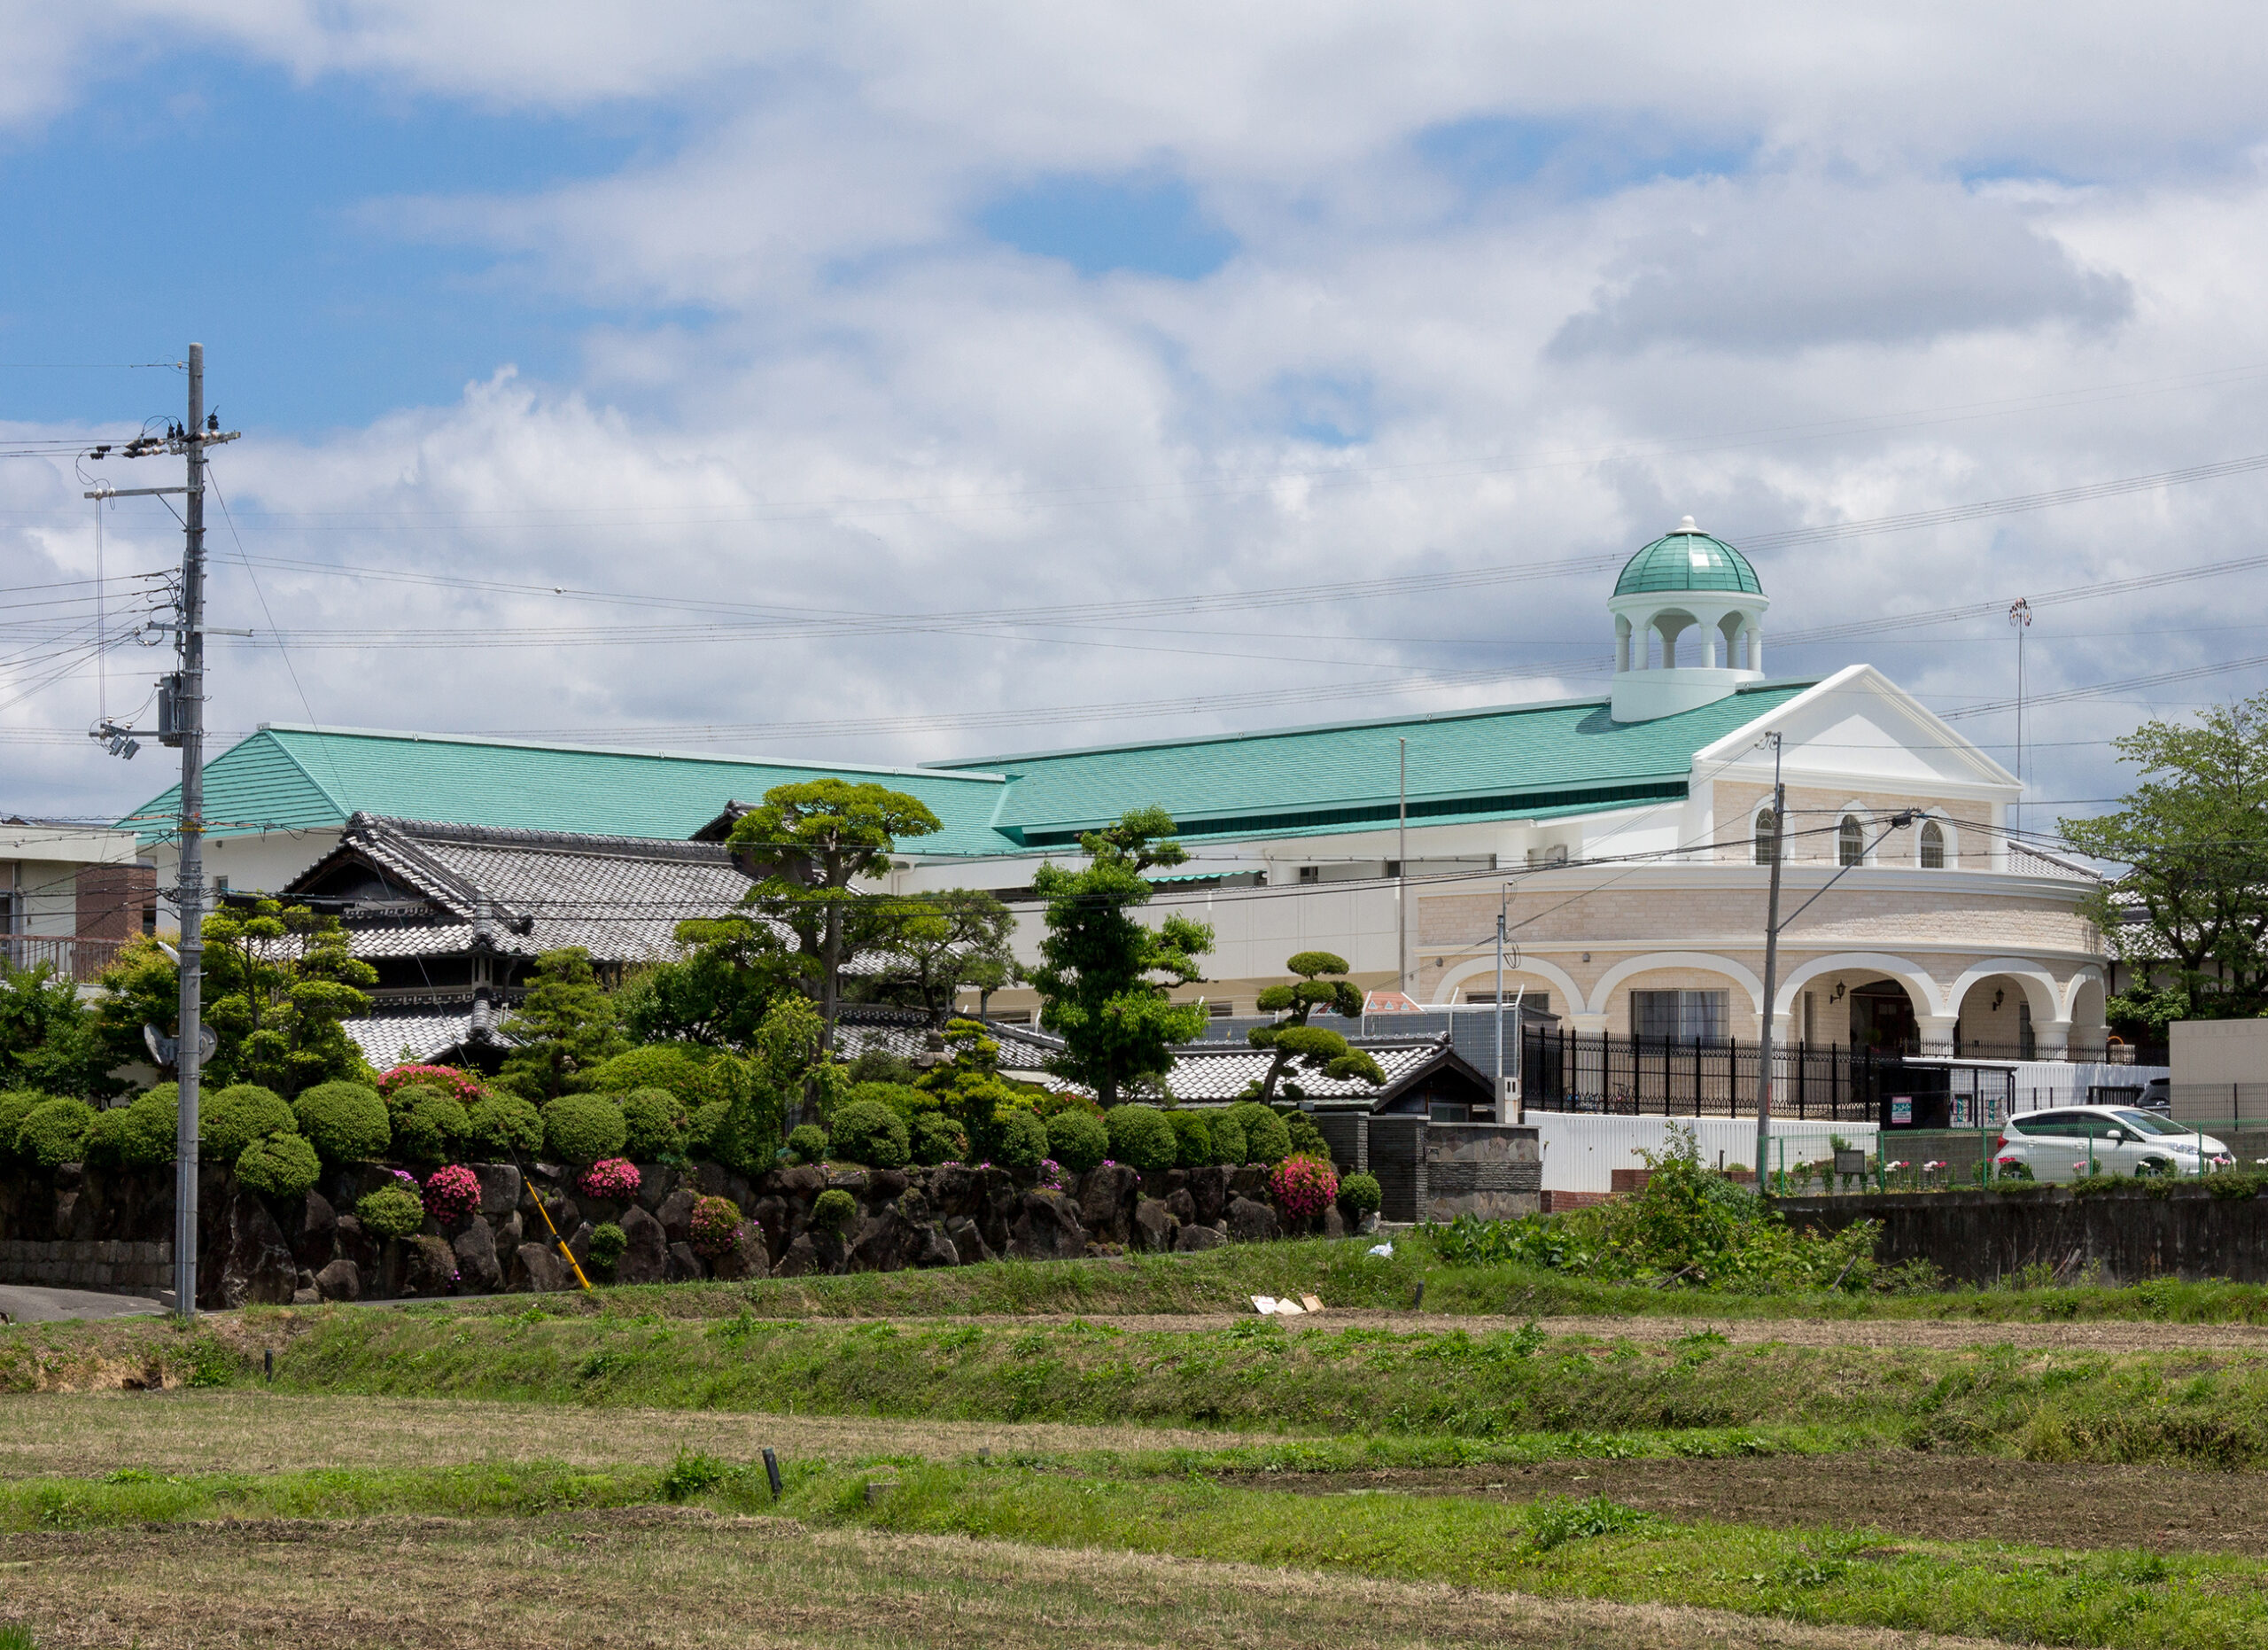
[202,1085,295,1164]
[292,1081,390,1165]
[543,1095,626,1164]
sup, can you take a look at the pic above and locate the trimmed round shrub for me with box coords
[392,1092,470,1167]
[910,1113,967,1166]
[1223,1101,1291,1166]
[1105,1104,1177,1174]
[845,1080,925,1122]
[617,1087,689,1161]
[578,1156,641,1201]
[464,1093,544,1159]
[827,1099,909,1170]
[588,1222,628,1270]
[85,1086,176,1171]
[1046,1109,1107,1173]
[291,1080,390,1165]
[201,1084,295,1164]
[688,1195,743,1257]
[542,1094,627,1164]
[236,1131,322,1198]
[811,1187,857,1233]
[993,1107,1048,1173]
[0,1090,52,1164]
[1338,1171,1382,1218]
[579,1045,733,1110]
[785,1122,829,1164]
[1207,1109,1247,1167]
[687,1100,731,1161]
[422,1164,482,1224]
[1167,1109,1214,1169]
[18,1096,96,1168]
[355,1182,425,1240]
[1270,1155,1338,1223]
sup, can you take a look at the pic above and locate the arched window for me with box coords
[1920,820,1946,868]
[1753,807,1777,865]
[1838,815,1864,867]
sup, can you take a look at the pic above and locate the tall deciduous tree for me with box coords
[2062,695,2268,1008]
[1029,806,1214,1106]
[1247,950,1384,1103]
[622,915,802,1049]
[871,889,1023,1026]
[727,779,942,1049]
[0,961,117,1097]
[498,946,630,1101]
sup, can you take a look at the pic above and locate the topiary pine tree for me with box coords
[727,779,942,1052]
[1247,950,1385,1103]
[1029,807,1214,1107]
[498,947,629,1101]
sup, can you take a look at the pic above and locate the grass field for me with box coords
[10,1242,2268,1647]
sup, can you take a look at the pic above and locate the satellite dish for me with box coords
[142,1023,218,1069]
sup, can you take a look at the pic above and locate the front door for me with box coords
[1850,980,1917,1054]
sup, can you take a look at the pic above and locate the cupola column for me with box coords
[1614,615,1631,673]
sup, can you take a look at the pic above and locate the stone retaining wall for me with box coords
[0,1156,1379,1306]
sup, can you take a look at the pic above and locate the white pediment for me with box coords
[1694,665,2018,797]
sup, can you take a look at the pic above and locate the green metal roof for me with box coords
[1614,524,1763,597]
[933,683,1814,848]
[121,727,1014,857]
[126,685,1815,862]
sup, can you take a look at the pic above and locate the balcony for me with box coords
[0,934,132,984]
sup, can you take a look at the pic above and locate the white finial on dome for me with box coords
[1677,515,1698,533]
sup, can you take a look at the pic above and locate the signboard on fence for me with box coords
[1890,1095,1913,1125]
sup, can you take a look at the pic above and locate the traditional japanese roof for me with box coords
[1149,1037,1484,1109]
[282,813,757,965]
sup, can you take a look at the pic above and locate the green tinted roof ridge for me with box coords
[255,724,1008,784]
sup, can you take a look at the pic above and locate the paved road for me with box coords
[0,1284,167,1323]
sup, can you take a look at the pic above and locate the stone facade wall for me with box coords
[1712,783,1992,867]
[1422,1124,1542,1223]
[0,1238,170,1295]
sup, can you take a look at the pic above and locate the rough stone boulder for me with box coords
[217,1187,296,1309]
[776,1227,848,1278]
[655,1187,698,1247]
[1224,1196,1279,1244]
[393,1234,459,1296]
[513,1241,574,1292]
[944,1215,994,1266]
[1184,1166,1231,1227]
[665,1240,705,1282]
[474,1163,522,1218]
[615,1204,669,1285]
[452,1218,503,1293]
[287,1190,337,1273]
[711,1222,771,1280]
[1079,1164,1140,1245]
[1226,1165,1272,1202]
[1164,1186,1198,1227]
[1007,1190,1089,1261]
[1131,1197,1181,1254]
[314,1257,361,1301]
[1174,1222,1226,1252]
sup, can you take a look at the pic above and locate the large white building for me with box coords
[126,520,2107,1064]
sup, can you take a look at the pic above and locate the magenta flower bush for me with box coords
[688,1195,743,1257]
[579,1156,641,1201]
[1270,1156,1339,1223]
[422,1164,481,1225]
[378,1062,482,1103]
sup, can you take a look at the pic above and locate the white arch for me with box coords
[1772,952,1950,1020]
[1915,812,1956,868]
[1948,959,2062,1023]
[1433,953,1586,1013]
[1833,800,1877,866]
[2061,964,2107,1022]
[1588,951,1767,1018]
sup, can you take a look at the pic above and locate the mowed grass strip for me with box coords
[0,1510,1995,1650]
[45,1307,2268,1467]
[3,1456,2260,1648]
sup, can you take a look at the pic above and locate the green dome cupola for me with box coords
[1614,517,1764,596]
[1606,516,1771,724]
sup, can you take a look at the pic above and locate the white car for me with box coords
[1996,1106,2233,1182]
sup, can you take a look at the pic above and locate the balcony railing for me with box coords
[0,934,131,984]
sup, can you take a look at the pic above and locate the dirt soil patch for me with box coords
[1234,1453,2268,1553]
[0,1507,2000,1650]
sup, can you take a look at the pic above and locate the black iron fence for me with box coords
[1518,1025,2038,1126]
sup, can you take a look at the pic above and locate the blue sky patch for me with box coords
[977,172,1238,279]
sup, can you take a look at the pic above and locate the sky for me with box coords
[5,3,2268,837]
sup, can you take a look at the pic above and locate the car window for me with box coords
[2013,1112,2082,1136]
[2115,1110,2185,1137]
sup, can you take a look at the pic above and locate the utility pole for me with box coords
[173,342,208,1319]
[2008,597,2031,840]
[1754,732,1785,1184]
[1396,737,1408,996]
[90,346,237,1316]
[1494,900,1511,1119]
